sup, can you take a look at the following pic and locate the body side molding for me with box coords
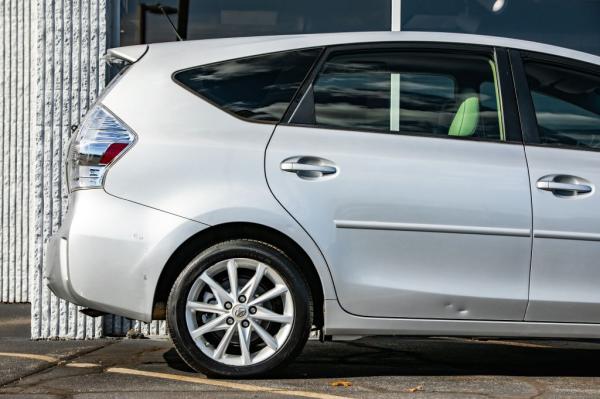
[335,220,531,237]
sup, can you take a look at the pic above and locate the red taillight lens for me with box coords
[67,105,135,191]
[99,142,129,165]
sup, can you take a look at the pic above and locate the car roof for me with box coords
[119,31,600,71]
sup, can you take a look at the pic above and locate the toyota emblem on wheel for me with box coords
[233,306,247,319]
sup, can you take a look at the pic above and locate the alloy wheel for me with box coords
[185,258,294,366]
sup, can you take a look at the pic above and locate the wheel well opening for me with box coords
[152,222,324,328]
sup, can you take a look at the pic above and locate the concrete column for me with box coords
[0,0,34,305]
[30,0,108,339]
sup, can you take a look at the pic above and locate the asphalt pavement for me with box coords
[2,304,600,398]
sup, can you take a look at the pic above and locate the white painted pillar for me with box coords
[29,0,109,339]
[0,0,34,305]
[392,0,401,31]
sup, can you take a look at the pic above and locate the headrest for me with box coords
[448,96,479,137]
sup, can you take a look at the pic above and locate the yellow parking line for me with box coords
[1,317,31,326]
[0,352,59,363]
[107,367,351,399]
[65,362,101,368]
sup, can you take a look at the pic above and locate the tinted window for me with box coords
[299,51,503,140]
[525,61,600,150]
[401,0,600,56]
[174,49,321,122]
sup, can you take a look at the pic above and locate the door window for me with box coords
[524,61,600,150]
[294,50,504,141]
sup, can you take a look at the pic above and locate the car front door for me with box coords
[265,44,533,320]
[512,51,600,323]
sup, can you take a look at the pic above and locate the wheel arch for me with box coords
[152,222,327,328]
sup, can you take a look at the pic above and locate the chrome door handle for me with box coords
[536,175,593,196]
[536,181,592,193]
[281,162,337,174]
[280,156,337,179]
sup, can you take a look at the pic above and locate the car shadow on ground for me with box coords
[163,337,600,379]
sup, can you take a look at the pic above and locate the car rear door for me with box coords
[265,44,533,320]
[511,51,600,323]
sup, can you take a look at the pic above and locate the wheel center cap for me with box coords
[231,304,248,320]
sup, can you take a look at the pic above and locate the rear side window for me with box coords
[293,50,504,141]
[524,61,600,150]
[174,48,321,123]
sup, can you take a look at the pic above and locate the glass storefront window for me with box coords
[120,0,182,45]
[120,0,391,46]
[401,0,600,56]
[117,1,599,57]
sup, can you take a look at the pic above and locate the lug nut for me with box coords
[241,320,250,328]
[249,306,257,314]
[238,295,247,303]
[224,302,232,310]
[226,317,234,325]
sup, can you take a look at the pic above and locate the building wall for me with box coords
[0,0,34,304]
[0,0,164,338]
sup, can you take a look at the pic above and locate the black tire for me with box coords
[167,239,312,378]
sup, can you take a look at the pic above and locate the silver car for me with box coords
[46,32,600,377]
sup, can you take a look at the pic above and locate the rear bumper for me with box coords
[45,189,208,322]
[45,234,77,305]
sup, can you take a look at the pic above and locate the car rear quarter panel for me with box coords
[100,43,337,300]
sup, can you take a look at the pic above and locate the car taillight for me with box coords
[67,105,135,191]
